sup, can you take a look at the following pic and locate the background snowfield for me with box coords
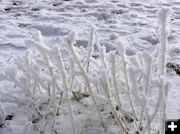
[0,0,180,133]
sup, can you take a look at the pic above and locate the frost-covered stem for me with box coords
[33,32,63,116]
[36,31,62,95]
[100,80,129,133]
[43,54,58,116]
[124,61,137,120]
[143,53,152,95]
[138,53,152,131]
[138,106,144,132]
[86,27,95,73]
[160,81,170,134]
[158,8,171,134]
[68,58,75,92]
[160,89,166,134]
[159,8,171,75]
[142,80,168,134]
[31,98,43,117]
[99,45,111,97]
[110,53,126,120]
[56,48,76,134]
[129,69,144,132]
[142,80,163,134]
[99,45,107,69]
[44,54,60,92]
[56,92,63,115]
[52,118,56,133]
[144,8,171,133]
[66,32,106,127]
[146,109,151,134]
[35,32,61,116]
[117,41,137,120]
[25,51,33,96]
[6,66,43,117]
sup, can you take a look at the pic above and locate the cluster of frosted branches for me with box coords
[2,8,171,134]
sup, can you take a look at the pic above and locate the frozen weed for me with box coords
[3,8,172,134]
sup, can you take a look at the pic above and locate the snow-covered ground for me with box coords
[0,0,180,133]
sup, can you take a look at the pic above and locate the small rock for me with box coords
[12,2,18,5]
[5,114,14,121]
[32,118,40,124]
[0,123,5,128]
[52,2,63,6]
[5,8,11,11]
[18,23,30,28]
[31,8,40,11]
[115,105,119,111]
[166,62,180,76]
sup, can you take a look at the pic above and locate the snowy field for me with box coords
[0,0,180,134]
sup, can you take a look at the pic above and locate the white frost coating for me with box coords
[110,51,125,118]
[26,32,50,55]
[159,8,171,76]
[86,27,95,73]
[116,39,138,121]
[1,1,178,133]
[56,48,76,134]
[115,39,128,55]
[158,8,172,134]
[142,51,152,94]
[128,67,144,106]
[65,31,107,130]
[67,31,78,46]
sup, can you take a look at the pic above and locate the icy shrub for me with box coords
[3,8,171,134]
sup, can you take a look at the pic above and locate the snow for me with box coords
[0,0,180,133]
